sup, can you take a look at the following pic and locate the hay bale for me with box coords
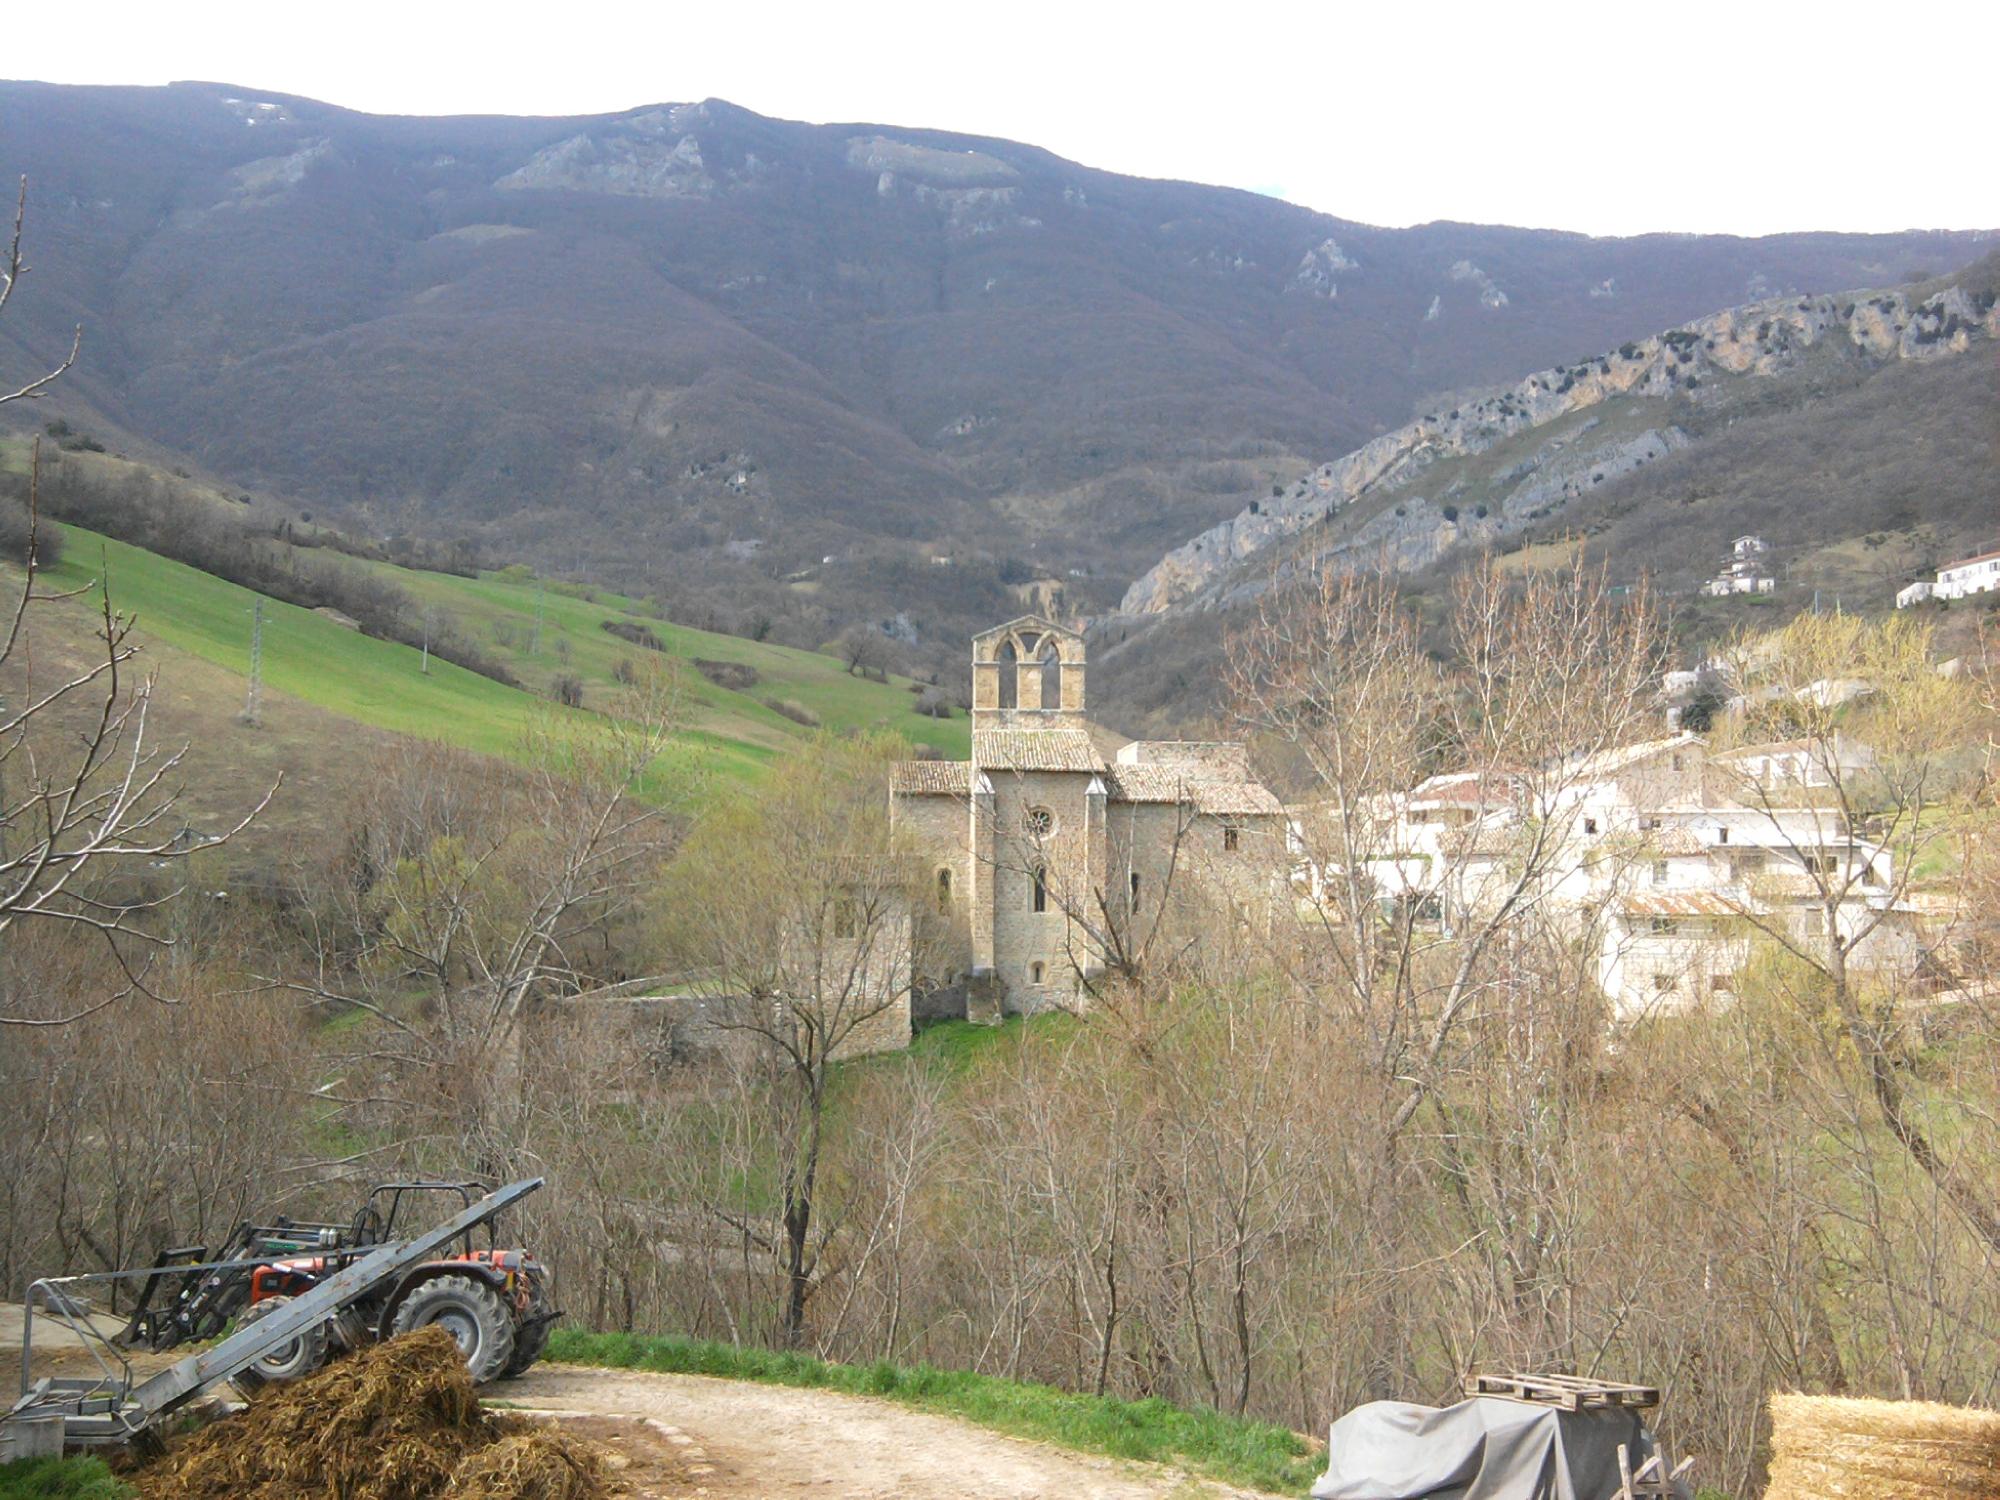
[1766,1392,2000,1500]
[442,1429,607,1500]
[137,1326,493,1500]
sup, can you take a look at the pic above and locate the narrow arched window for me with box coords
[1040,642,1061,710]
[936,868,952,911]
[1032,865,1047,913]
[1129,870,1141,908]
[997,639,1019,709]
[1030,961,1045,985]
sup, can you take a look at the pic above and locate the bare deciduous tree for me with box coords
[0,181,270,1024]
[658,731,935,1346]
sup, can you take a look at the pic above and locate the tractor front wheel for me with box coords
[389,1274,517,1384]
[230,1295,331,1396]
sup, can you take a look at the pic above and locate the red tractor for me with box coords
[118,1181,558,1389]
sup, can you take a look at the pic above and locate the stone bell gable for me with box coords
[971,615,1087,724]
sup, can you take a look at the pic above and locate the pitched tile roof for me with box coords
[973,727,1106,774]
[1617,890,1749,919]
[1650,826,1708,855]
[1102,766,1185,803]
[1103,766,1284,816]
[890,761,973,796]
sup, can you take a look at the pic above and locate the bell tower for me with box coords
[971,616,1086,726]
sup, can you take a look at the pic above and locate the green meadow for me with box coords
[42,525,967,786]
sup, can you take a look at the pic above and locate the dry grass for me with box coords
[133,1327,606,1500]
[1766,1391,2000,1500]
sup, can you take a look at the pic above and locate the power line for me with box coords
[241,599,264,726]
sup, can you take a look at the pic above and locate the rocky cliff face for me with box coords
[1119,280,2000,615]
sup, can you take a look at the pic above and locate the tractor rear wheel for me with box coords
[389,1274,516,1384]
[500,1273,555,1378]
[230,1295,331,1396]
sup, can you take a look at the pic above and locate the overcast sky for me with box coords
[14,0,1996,237]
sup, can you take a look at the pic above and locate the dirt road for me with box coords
[508,1363,1293,1500]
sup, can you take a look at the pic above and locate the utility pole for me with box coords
[241,599,264,726]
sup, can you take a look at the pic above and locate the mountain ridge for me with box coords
[1,79,1991,662]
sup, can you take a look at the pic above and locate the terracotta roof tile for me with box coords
[1618,890,1749,919]
[1103,766,1283,816]
[1103,766,1186,802]
[974,727,1106,774]
[891,761,973,796]
[1650,827,1708,855]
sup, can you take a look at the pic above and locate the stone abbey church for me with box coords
[891,616,1287,1020]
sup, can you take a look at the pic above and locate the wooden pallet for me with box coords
[1464,1372,1661,1411]
[1617,1441,1693,1499]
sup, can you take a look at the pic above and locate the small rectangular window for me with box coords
[1223,823,1240,852]
[1653,972,1675,992]
[1717,827,1729,845]
[1652,861,1669,884]
[1584,817,1599,835]
[1032,866,1048,913]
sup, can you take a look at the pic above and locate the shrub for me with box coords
[693,658,760,691]
[764,697,820,727]
[0,502,62,567]
[600,618,664,651]
[552,674,584,707]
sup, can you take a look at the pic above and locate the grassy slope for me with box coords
[42,526,966,785]
[0,1457,129,1499]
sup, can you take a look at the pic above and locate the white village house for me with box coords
[1293,731,1933,1018]
[1700,535,1775,597]
[1897,547,2000,607]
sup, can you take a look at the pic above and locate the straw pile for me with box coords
[1766,1392,2000,1500]
[133,1326,607,1500]
[442,1429,607,1500]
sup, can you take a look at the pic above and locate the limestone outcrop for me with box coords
[1119,281,2000,616]
[496,106,748,198]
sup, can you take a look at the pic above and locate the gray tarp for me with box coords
[1311,1396,1689,1500]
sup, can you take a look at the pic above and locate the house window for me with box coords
[1223,822,1240,852]
[1023,806,1055,839]
[1642,816,1662,831]
[936,868,952,911]
[1712,974,1735,995]
[1030,961,1046,985]
[1671,754,1684,771]
[1032,865,1048,913]
[1652,860,1669,885]
[1652,972,1675,992]
[1584,817,1599,835]
[1649,916,1679,934]
[1717,826,1729,845]
[833,898,858,939]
